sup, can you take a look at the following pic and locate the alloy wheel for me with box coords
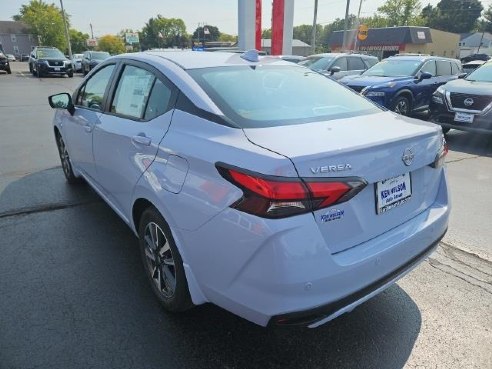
[57,136,71,178]
[143,221,176,298]
[394,98,409,115]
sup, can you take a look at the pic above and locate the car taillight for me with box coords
[217,165,367,218]
[431,135,448,168]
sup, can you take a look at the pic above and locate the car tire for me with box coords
[6,67,11,74]
[55,133,82,184]
[393,95,411,116]
[67,71,73,78]
[83,66,88,76]
[138,206,193,313]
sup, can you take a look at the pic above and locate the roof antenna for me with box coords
[240,49,260,62]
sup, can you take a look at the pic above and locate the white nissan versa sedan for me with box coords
[48,50,450,327]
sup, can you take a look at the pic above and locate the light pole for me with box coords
[342,0,351,51]
[311,0,319,54]
[59,0,72,59]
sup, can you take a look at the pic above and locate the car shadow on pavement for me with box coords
[444,130,492,157]
[0,168,421,369]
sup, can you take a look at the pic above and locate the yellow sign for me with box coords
[358,24,368,41]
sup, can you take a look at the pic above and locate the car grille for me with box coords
[348,85,365,93]
[48,60,64,67]
[449,92,492,111]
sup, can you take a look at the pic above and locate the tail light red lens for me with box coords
[431,135,448,168]
[218,165,367,219]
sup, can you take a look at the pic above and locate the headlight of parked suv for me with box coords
[432,86,446,104]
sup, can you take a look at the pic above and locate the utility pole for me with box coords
[311,0,319,54]
[90,23,94,39]
[59,0,72,59]
[342,0,351,51]
[353,0,364,51]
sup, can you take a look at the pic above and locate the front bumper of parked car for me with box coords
[430,91,492,134]
[37,61,73,75]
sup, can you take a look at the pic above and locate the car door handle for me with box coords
[132,135,151,146]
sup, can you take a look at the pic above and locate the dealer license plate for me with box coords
[376,173,412,214]
[454,112,474,123]
[54,67,60,71]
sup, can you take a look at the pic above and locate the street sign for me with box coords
[86,38,98,47]
[357,24,368,41]
[125,33,139,44]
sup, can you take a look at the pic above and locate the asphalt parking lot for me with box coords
[0,62,491,369]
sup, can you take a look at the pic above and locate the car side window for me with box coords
[332,57,348,71]
[436,60,452,76]
[420,61,436,76]
[144,79,173,120]
[111,65,156,119]
[347,57,365,71]
[76,64,115,111]
[451,62,460,75]
[363,58,378,68]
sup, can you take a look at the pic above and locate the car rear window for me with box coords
[188,65,380,128]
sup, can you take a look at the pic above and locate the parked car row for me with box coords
[26,46,111,78]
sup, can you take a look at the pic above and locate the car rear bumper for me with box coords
[180,169,450,327]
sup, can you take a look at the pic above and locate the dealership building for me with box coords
[328,26,459,60]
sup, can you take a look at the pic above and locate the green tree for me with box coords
[218,33,237,42]
[192,25,220,43]
[97,35,125,54]
[15,0,68,50]
[421,0,483,33]
[69,29,89,53]
[377,0,422,26]
[140,16,188,49]
[262,28,272,38]
[483,4,492,33]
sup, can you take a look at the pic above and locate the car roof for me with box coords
[387,55,457,62]
[124,50,293,70]
[307,53,377,59]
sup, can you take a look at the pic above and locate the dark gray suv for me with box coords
[29,46,73,78]
[298,53,378,80]
[430,60,492,134]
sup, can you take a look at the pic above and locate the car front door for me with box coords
[413,60,438,110]
[92,61,177,217]
[63,63,116,181]
[328,57,348,80]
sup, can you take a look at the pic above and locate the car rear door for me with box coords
[63,63,116,181]
[92,60,177,217]
[436,59,458,85]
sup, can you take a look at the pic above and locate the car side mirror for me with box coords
[329,66,341,76]
[418,71,433,81]
[48,93,75,115]
[458,73,467,79]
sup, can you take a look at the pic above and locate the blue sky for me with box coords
[4,0,491,37]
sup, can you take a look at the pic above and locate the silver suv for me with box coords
[299,52,378,80]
